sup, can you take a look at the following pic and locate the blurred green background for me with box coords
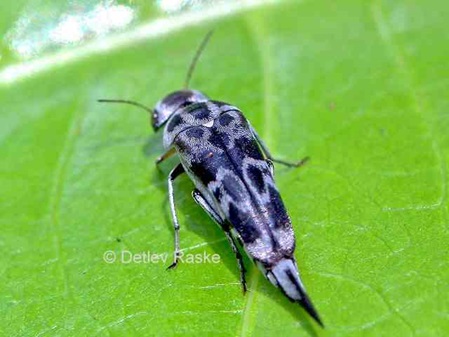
[1,0,448,336]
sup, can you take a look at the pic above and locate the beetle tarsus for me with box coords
[167,258,179,270]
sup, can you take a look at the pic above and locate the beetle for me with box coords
[99,31,323,327]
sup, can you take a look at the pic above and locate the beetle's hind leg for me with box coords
[269,156,310,168]
[250,125,309,168]
[167,163,185,269]
[192,189,247,293]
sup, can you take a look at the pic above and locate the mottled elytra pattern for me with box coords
[166,101,295,263]
[157,93,322,326]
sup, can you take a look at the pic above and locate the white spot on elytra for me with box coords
[203,120,214,127]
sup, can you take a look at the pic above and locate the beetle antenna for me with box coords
[97,99,153,114]
[184,29,214,89]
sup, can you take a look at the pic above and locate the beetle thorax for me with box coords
[152,89,208,131]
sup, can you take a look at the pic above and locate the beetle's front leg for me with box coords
[167,163,185,269]
[156,147,176,165]
[250,125,310,168]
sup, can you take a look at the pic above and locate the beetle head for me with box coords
[152,89,208,131]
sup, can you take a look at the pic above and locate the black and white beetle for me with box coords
[99,31,323,327]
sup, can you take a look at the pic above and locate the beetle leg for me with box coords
[167,163,185,269]
[192,189,223,224]
[192,189,247,293]
[156,147,176,165]
[249,124,310,168]
[267,159,274,176]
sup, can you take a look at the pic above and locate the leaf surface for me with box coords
[1,1,448,336]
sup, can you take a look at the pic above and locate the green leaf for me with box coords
[1,0,448,336]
